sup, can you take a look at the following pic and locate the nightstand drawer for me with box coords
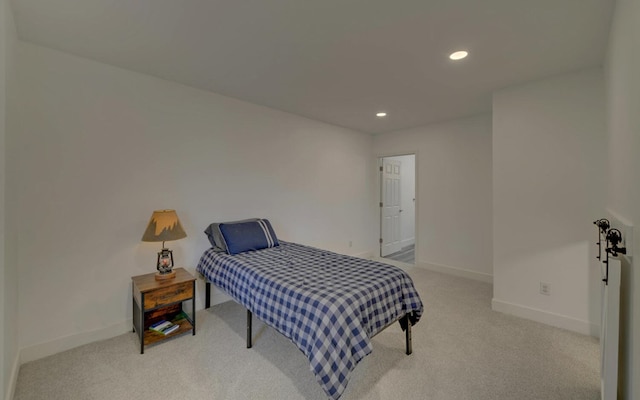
[144,281,193,308]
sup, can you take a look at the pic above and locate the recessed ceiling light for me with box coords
[449,50,468,61]
[376,112,387,117]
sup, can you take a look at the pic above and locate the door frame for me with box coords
[377,152,418,262]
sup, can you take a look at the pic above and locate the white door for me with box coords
[381,159,402,256]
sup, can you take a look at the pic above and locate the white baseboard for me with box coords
[353,250,375,259]
[20,288,232,366]
[5,352,19,400]
[20,321,133,364]
[492,298,599,337]
[209,291,232,307]
[399,238,415,248]
[416,261,493,284]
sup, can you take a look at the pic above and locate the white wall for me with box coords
[373,114,493,281]
[10,42,377,362]
[1,0,18,398]
[492,69,606,336]
[383,154,415,247]
[604,0,639,397]
[0,1,6,398]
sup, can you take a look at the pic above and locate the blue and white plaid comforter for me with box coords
[196,241,423,399]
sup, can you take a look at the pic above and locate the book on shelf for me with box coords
[149,320,180,335]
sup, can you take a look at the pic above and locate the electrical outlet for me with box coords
[540,282,551,296]
[348,241,353,248]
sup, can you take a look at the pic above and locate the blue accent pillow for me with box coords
[219,219,279,255]
[204,218,259,252]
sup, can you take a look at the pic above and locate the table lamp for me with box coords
[141,209,187,280]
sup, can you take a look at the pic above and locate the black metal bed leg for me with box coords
[405,314,413,355]
[247,309,253,348]
[205,282,211,309]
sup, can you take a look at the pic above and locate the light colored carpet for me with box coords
[14,266,600,400]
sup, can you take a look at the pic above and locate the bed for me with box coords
[196,219,423,399]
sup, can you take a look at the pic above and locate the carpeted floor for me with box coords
[14,265,600,400]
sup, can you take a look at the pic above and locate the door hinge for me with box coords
[379,238,383,244]
[379,166,383,172]
[379,202,383,207]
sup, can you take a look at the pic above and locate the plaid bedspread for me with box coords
[196,241,423,399]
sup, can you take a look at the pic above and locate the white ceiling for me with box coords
[11,0,615,134]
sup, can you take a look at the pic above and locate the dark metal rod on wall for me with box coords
[593,219,609,260]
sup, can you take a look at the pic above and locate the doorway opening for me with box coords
[379,154,416,264]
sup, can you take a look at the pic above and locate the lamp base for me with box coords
[155,270,176,281]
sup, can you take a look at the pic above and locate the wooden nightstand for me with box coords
[132,267,196,354]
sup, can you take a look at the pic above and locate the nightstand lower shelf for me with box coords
[138,305,195,347]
